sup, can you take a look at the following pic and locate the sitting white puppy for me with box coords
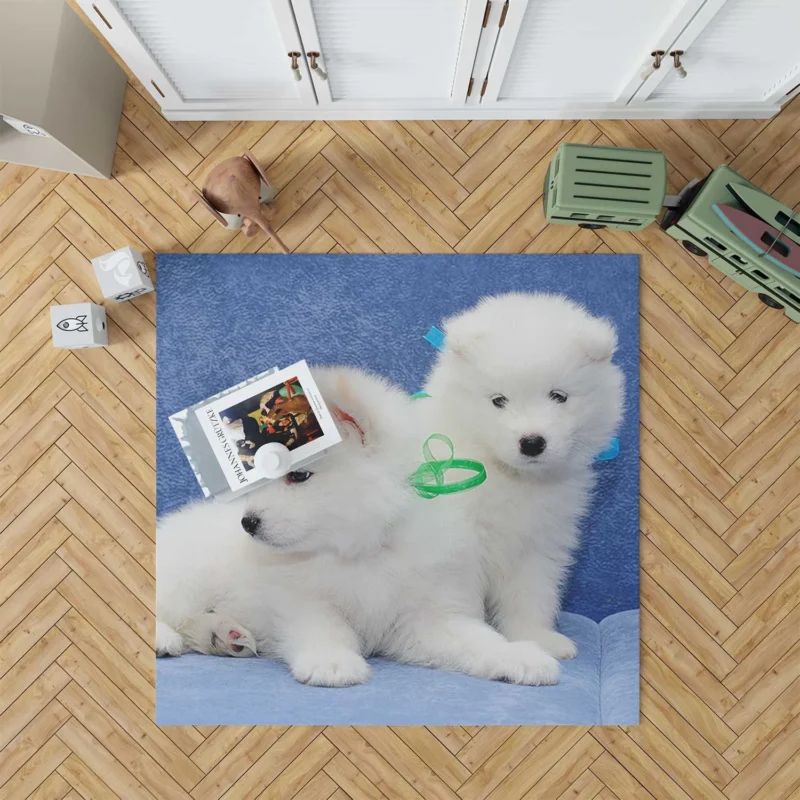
[157,366,559,687]
[422,293,623,660]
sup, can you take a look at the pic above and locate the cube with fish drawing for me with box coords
[91,246,153,302]
[50,302,108,349]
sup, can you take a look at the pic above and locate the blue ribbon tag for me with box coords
[595,437,620,461]
[424,326,446,351]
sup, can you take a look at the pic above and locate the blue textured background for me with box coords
[156,254,639,622]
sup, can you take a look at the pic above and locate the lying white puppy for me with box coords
[157,366,559,686]
[422,293,623,660]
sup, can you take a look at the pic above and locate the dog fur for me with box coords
[421,293,624,659]
[157,365,559,687]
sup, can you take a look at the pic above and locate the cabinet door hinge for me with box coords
[482,0,492,27]
[480,76,489,97]
[467,77,474,97]
[499,0,509,27]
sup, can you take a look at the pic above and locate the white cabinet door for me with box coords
[290,0,486,109]
[77,0,316,112]
[635,0,800,107]
[479,0,706,110]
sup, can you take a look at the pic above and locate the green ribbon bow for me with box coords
[410,434,487,499]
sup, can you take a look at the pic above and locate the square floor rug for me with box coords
[156,253,639,725]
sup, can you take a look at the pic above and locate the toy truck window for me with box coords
[761,233,791,259]
[776,212,800,239]
[704,236,727,251]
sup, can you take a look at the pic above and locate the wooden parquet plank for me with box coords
[454,119,582,230]
[116,115,201,212]
[257,734,337,799]
[56,680,193,800]
[56,717,157,800]
[0,590,69,679]
[321,171,417,254]
[0,228,68,316]
[482,727,589,800]
[322,134,455,251]
[2,60,800,800]
[323,751,387,799]
[111,148,203,248]
[454,121,506,155]
[400,121,469,175]
[454,121,538,192]
[121,85,201,176]
[264,122,335,191]
[365,121,469,210]
[57,753,122,798]
[641,500,735,608]
[0,163,37,206]
[639,681,737,790]
[188,726,289,800]
[0,192,69,279]
[641,610,735,719]
[456,728,550,800]
[0,170,66,243]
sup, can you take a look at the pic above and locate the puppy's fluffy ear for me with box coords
[327,371,370,446]
[332,405,366,446]
[582,317,618,363]
[442,310,485,361]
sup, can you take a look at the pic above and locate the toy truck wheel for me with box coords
[682,240,707,257]
[758,293,784,310]
[578,223,606,230]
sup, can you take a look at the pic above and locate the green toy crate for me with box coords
[544,143,667,231]
[660,165,800,323]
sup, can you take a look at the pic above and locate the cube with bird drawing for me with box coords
[50,302,107,349]
[91,246,154,302]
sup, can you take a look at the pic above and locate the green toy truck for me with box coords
[660,165,800,322]
[543,143,667,231]
[544,143,800,322]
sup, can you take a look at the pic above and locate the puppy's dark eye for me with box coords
[549,390,568,404]
[491,394,508,409]
[285,470,313,484]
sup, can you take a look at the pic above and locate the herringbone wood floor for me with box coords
[3,42,800,799]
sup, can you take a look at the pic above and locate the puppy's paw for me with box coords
[532,629,578,660]
[156,621,184,657]
[291,649,371,687]
[496,642,560,686]
[211,622,257,658]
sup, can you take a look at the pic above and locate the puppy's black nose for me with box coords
[241,514,260,536]
[519,435,547,458]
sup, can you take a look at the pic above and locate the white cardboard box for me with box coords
[51,302,107,348]
[91,246,154,302]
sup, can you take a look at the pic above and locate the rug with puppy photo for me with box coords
[156,253,639,726]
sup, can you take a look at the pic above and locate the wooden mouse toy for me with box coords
[197,149,290,253]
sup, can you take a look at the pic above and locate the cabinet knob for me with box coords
[307,52,328,81]
[288,52,302,81]
[670,50,687,79]
[640,50,665,81]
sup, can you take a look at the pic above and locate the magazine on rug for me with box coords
[170,360,341,500]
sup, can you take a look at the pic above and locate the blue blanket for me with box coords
[157,610,638,725]
[156,253,640,725]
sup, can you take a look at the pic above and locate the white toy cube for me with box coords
[91,246,154,302]
[51,303,107,349]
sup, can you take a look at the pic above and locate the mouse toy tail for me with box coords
[254,212,290,254]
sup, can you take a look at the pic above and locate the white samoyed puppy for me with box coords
[157,365,559,687]
[421,293,624,660]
